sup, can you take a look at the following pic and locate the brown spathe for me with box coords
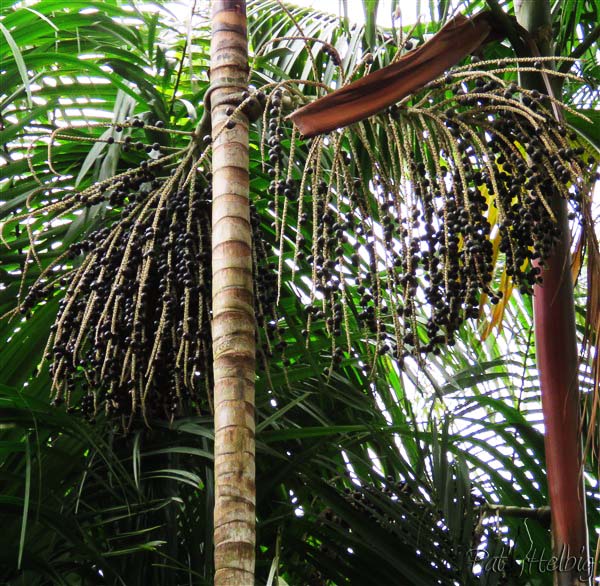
[289,12,505,138]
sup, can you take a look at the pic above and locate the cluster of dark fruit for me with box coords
[448,78,590,294]
[46,167,214,422]
[251,202,278,331]
[305,183,351,365]
[320,43,342,68]
[113,116,165,154]
[44,184,282,423]
[295,176,405,365]
[340,482,424,534]
[266,89,285,173]
[284,71,595,366]
[323,481,460,583]
[25,140,284,424]
[18,166,160,315]
[0,87,291,422]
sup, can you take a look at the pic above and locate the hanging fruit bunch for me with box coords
[2,97,276,426]
[258,46,596,374]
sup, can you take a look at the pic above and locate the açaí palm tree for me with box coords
[0,1,598,585]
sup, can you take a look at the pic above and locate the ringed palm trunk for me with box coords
[516,1,589,583]
[210,1,255,584]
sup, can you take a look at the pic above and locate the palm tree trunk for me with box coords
[515,2,589,584]
[210,1,255,584]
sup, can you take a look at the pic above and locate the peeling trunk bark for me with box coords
[210,1,255,584]
[516,2,589,584]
